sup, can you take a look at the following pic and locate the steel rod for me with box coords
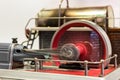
[22,49,60,56]
[114,54,118,68]
[34,58,40,72]
[100,59,104,77]
[84,60,88,76]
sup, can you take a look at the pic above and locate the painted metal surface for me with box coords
[51,20,112,68]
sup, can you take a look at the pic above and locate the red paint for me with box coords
[29,66,115,77]
[51,21,106,66]
[75,43,88,61]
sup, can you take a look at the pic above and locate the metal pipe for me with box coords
[34,58,40,72]
[66,0,69,8]
[58,0,69,27]
[25,18,38,30]
[63,16,66,24]
[114,54,118,68]
[24,58,101,64]
[22,49,60,56]
[39,60,43,70]
[100,59,104,77]
[24,17,120,20]
[58,0,64,27]
[84,60,88,76]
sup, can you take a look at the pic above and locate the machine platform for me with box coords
[0,66,120,80]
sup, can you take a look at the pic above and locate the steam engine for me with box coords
[0,5,120,80]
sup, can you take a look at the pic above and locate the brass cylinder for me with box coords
[36,6,114,29]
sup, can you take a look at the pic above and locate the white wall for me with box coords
[0,0,119,48]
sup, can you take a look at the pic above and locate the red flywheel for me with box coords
[51,20,112,68]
